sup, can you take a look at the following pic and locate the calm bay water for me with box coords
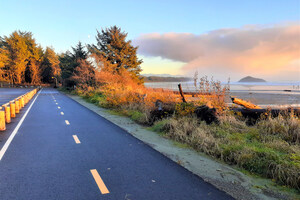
[145,81,300,107]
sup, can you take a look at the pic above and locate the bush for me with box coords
[175,102,195,116]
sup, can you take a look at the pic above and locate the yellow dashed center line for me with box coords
[90,169,110,194]
[53,96,108,195]
[72,135,81,144]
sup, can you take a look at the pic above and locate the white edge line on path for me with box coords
[0,88,43,161]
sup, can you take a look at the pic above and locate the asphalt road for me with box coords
[0,88,233,200]
[0,88,32,105]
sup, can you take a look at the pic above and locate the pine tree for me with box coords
[4,31,30,84]
[60,41,89,87]
[88,26,143,83]
[1,31,43,84]
[59,51,75,87]
[0,45,9,81]
[41,47,60,83]
[71,41,87,60]
[0,31,60,85]
[22,32,42,84]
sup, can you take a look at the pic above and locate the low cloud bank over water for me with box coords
[134,23,300,81]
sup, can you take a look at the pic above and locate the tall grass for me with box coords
[257,113,300,144]
[71,70,300,191]
[153,113,300,190]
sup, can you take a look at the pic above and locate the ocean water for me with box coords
[144,81,300,106]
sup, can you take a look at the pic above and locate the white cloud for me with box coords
[134,23,300,81]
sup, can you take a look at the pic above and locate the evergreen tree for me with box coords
[71,41,87,60]
[1,31,43,84]
[0,31,60,85]
[0,43,9,81]
[41,47,60,83]
[59,51,75,87]
[88,26,143,83]
[4,31,30,84]
[22,32,42,84]
[60,41,89,87]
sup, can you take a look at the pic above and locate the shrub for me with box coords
[175,102,195,116]
[193,75,229,113]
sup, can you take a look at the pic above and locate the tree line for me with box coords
[0,26,143,87]
[0,31,60,85]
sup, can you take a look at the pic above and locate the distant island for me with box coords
[143,76,192,82]
[238,76,266,82]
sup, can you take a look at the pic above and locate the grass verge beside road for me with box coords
[60,87,300,195]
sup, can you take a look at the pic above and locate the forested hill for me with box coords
[238,76,266,82]
[143,76,192,82]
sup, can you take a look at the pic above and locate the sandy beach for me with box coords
[227,91,300,107]
[145,82,300,107]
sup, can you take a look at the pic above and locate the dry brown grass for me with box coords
[152,113,300,190]
[257,113,300,144]
[72,69,300,191]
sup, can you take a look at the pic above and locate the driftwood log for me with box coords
[178,84,187,103]
[149,100,175,124]
[231,107,300,119]
[194,105,218,124]
[150,100,219,124]
[151,89,299,125]
[230,96,300,123]
[231,96,262,109]
[176,85,219,123]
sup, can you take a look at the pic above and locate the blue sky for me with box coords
[0,0,299,80]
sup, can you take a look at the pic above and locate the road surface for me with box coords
[0,88,233,200]
[0,88,31,105]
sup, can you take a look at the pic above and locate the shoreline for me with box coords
[228,91,300,107]
[147,86,300,107]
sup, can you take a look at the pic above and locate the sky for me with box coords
[0,0,299,81]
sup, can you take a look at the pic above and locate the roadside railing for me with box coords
[0,88,39,131]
